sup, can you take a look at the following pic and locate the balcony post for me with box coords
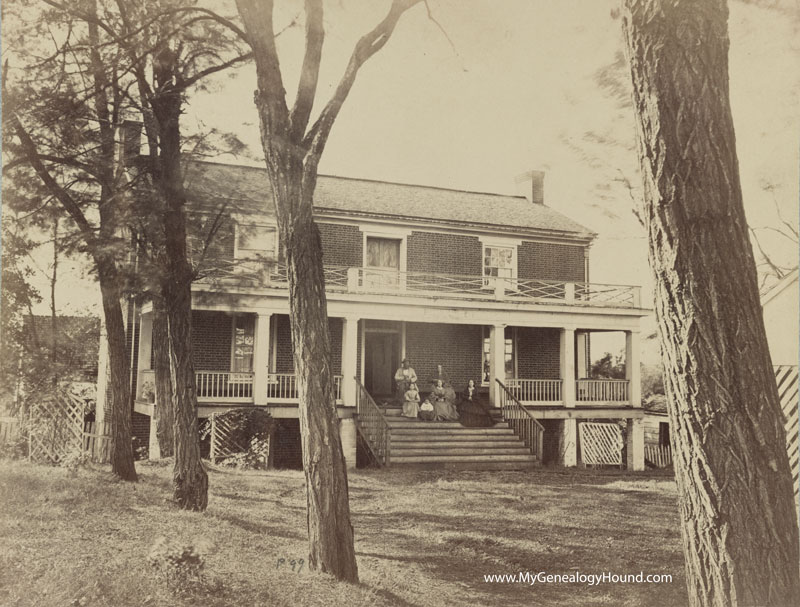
[564,282,575,303]
[136,312,153,400]
[493,277,505,300]
[347,267,360,291]
[341,316,359,407]
[489,323,506,406]
[253,313,272,405]
[625,330,641,407]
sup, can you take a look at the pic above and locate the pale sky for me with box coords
[21,0,800,341]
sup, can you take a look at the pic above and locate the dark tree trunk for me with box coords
[622,1,800,605]
[275,164,358,582]
[152,297,174,457]
[153,70,208,511]
[98,265,137,481]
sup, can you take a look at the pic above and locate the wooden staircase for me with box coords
[380,405,539,470]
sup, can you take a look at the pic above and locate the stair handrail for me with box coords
[354,377,391,466]
[496,379,545,462]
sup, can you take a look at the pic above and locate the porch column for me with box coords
[560,326,577,467]
[340,416,357,469]
[562,419,578,467]
[625,330,641,407]
[253,313,271,406]
[489,323,506,407]
[149,414,161,460]
[95,316,109,428]
[560,326,576,407]
[626,418,645,471]
[341,316,359,406]
[136,312,153,400]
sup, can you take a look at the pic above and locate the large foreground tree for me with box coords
[622,1,800,605]
[234,0,425,581]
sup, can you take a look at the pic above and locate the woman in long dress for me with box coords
[402,383,421,418]
[457,379,494,427]
[431,379,459,421]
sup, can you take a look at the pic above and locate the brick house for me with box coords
[128,160,649,470]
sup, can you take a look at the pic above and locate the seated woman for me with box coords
[431,379,459,421]
[419,397,435,421]
[457,379,495,427]
[402,383,421,419]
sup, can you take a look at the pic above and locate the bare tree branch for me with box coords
[304,0,423,157]
[289,0,324,141]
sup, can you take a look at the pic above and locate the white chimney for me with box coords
[515,170,545,205]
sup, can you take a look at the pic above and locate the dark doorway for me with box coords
[365,332,399,398]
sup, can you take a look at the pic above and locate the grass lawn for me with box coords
[0,460,687,606]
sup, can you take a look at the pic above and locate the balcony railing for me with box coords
[576,379,630,402]
[196,262,641,309]
[505,378,562,402]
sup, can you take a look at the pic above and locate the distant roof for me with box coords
[643,394,668,416]
[183,160,596,240]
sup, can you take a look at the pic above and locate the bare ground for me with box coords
[0,460,687,607]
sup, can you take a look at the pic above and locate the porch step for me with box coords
[391,427,515,436]
[385,419,510,430]
[391,446,532,457]
[391,435,521,444]
[391,454,537,464]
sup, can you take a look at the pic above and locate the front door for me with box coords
[365,333,399,397]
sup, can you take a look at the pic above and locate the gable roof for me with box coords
[182,160,596,241]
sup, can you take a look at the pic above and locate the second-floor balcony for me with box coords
[199,261,642,309]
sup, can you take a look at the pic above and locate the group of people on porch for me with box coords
[394,360,493,427]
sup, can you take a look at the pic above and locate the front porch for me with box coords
[132,310,645,470]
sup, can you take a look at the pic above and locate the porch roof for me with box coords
[183,160,596,240]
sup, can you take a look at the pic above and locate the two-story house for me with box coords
[128,160,649,470]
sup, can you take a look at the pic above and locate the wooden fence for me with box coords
[83,421,111,463]
[0,416,20,443]
[579,422,623,466]
[775,365,799,496]
[644,444,672,468]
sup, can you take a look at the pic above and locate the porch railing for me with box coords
[267,373,343,403]
[354,378,390,466]
[496,379,545,461]
[196,371,254,403]
[505,378,562,402]
[576,379,630,402]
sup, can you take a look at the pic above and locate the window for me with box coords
[482,327,515,384]
[364,237,401,288]
[231,315,255,372]
[483,245,515,287]
[236,223,277,259]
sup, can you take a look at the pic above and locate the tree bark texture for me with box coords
[98,266,137,481]
[236,0,423,582]
[153,66,208,511]
[276,163,358,582]
[622,2,800,605]
[152,297,174,458]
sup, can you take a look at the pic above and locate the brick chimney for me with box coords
[515,170,545,205]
